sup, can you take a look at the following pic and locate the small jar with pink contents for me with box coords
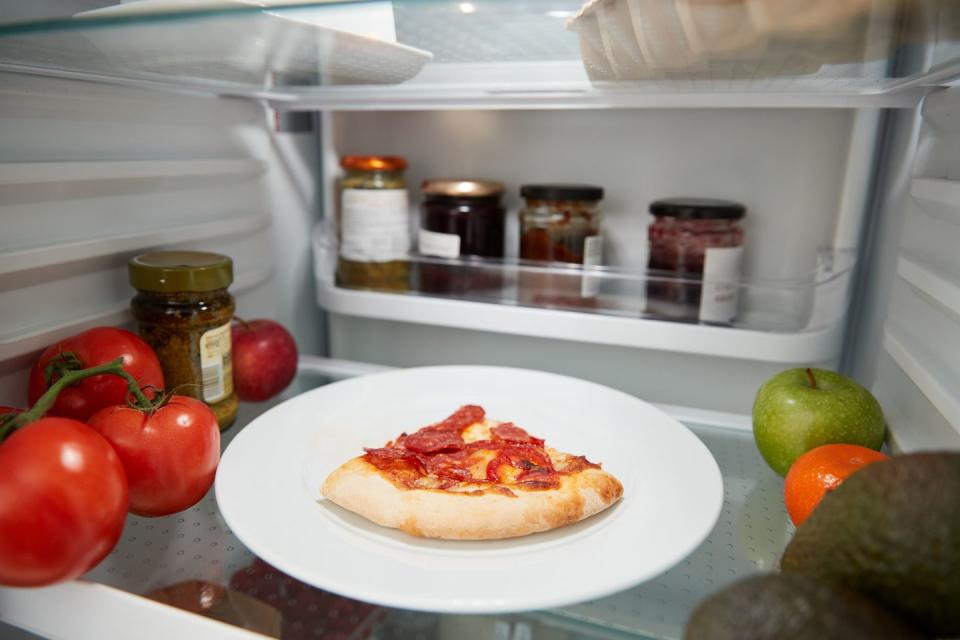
[645,198,746,325]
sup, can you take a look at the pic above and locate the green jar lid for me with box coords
[129,251,233,292]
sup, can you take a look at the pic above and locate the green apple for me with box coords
[752,368,885,476]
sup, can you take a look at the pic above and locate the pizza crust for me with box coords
[321,457,623,540]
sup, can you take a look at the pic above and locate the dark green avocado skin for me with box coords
[684,574,926,640]
[780,452,960,638]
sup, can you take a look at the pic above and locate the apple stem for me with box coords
[233,316,251,331]
[806,368,818,390]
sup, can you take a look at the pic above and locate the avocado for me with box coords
[684,574,924,639]
[780,452,960,637]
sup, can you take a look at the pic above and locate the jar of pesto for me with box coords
[337,155,410,291]
[128,251,238,430]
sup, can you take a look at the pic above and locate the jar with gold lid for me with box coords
[128,251,238,430]
[337,155,410,291]
[418,178,506,294]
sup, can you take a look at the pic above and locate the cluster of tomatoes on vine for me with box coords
[0,322,296,588]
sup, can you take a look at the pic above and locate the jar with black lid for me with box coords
[646,197,746,324]
[518,184,604,307]
[129,251,238,430]
[519,184,604,264]
[418,179,506,294]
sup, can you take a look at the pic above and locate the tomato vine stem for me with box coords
[0,358,160,439]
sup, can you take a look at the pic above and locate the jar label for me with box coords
[340,189,410,261]
[418,228,461,259]
[581,235,603,297]
[200,322,233,403]
[700,246,743,324]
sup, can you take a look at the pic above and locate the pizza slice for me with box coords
[321,405,623,540]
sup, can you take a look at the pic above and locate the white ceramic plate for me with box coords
[216,366,723,614]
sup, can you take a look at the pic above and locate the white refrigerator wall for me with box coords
[324,107,864,414]
[0,72,322,407]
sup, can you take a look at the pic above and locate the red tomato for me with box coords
[0,418,128,587]
[88,396,220,517]
[28,327,164,422]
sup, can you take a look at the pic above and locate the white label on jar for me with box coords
[340,188,410,261]
[581,235,603,297]
[418,228,461,258]
[700,246,743,324]
[200,322,233,403]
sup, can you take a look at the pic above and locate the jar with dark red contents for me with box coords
[645,198,746,324]
[417,179,506,295]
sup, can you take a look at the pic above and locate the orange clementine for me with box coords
[784,444,888,527]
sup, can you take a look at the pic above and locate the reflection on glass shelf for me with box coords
[0,1,434,91]
[568,0,899,83]
[0,0,958,107]
[81,366,791,640]
[314,223,856,335]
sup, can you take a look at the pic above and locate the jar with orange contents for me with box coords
[518,184,604,308]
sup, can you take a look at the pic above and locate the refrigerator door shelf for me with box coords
[313,224,855,364]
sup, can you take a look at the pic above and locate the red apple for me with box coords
[231,319,298,402]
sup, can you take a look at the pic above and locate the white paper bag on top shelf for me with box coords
[596,0,649,80]
[567,0,841,83]
[627,0,704,72]
[676,0,768,56]
[567,2,618,82]
[746,0,874,35]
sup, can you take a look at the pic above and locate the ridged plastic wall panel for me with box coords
[872,87,960,450]
[0,72,296,408]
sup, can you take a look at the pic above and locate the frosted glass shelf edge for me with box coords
[270,85,926,111]
[316,283,844,364]
[0,62,928,110]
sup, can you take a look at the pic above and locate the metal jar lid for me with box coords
[129,251,233,293]
[649,198,746,220]
[520,184,604,202]
[422,179,505,198]
[340,156,407,172]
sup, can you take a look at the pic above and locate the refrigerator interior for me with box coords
[2,0,960,638]
[320,106,870,413]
